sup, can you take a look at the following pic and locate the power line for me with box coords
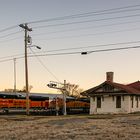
[2,25,139,43]
[0,21,139,43]
[33,13,140,29]
[86,45,140,54]
[0,53,24,60]
[0,45,140,63]
[29,48,60,82]
[0,36,23,44]
[35,40,140,53]
[1,40,140,60]
[34,26,140,41]
[0,30,22,39]
[0,4,138,35]
[28,4,140,24]
[0,5,139,40]
[26,45,140,57]
[32,20,140,36]
[0,58,14,63]
[0,25,18,33]
[0,5,139,35]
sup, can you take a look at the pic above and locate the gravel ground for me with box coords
[0,114,140,140]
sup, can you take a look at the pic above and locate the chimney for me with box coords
[106,72,114,82]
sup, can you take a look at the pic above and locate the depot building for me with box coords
[82,72,140,114]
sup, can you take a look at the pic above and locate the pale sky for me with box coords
[0,0,140,93]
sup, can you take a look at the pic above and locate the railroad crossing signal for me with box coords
[47,80,67,115]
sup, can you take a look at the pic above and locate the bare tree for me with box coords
[60,83,83,98]
[4,89,15,92]
[19,85,33,92]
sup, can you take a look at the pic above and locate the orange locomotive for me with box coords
[0,93,89,114]
[49,97,90,114]
[0,93,49,113]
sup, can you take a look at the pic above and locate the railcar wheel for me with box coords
[3,108,9,114]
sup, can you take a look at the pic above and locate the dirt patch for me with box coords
[48,118,88,126]
[120,118,140,125]
[0,114,139,140]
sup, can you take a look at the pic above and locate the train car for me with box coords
[66,98,90,114]
[0,92,89,115]
[0,92,49,113]
[49,97,90,114]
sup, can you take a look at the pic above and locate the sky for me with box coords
[0,0,140,93]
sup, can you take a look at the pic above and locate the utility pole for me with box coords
[55,96,59,116]
[47,80,67,115]
[13,58,16,93]
[63,80,67,115]
[19,23,32,115]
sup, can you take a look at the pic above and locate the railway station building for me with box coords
[82,72,140,114]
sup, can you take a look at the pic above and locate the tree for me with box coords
[4,85,33,93]
[60,83,83,98]
[4,89,15,92]
[19,85,33,92]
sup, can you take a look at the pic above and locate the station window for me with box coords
[116,96,121,108]
[136,97,139,108]
[131,96,134,108]
[97,97,101,108]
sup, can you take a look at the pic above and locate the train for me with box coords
[0,92,89,115]
[0,92,49,113]
[49,97,90,114]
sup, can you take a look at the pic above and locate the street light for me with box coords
[28,45,41,50]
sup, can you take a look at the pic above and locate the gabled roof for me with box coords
[108,81,140,94]
[82,81,140,96]
[127,81,140,91]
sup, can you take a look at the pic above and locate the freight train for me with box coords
[0,92,89,114]
[0,92,49,113]
[49,97,90,114]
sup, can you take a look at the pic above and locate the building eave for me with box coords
[88,92,140,97]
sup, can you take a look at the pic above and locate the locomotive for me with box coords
[0,92,49,113]
[49,97,90,114]
[0,92,89,114]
